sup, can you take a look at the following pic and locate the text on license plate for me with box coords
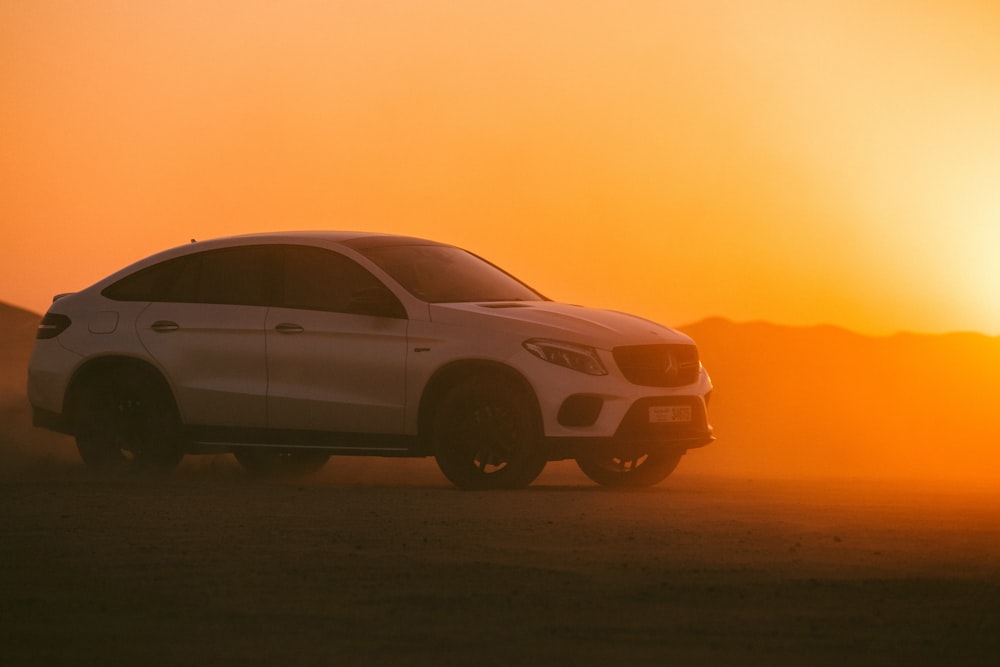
[648,405,692,423]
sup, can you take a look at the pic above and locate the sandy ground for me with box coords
[1,456,998,666]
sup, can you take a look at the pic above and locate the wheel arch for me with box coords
[416,360,542,455]
[63,355,180,431]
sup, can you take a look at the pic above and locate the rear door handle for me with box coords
[151,320,180,333]
[275,323,305,334]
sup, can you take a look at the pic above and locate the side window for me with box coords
[103,246,273,305]
[280,246,404,317]
[102,256,197,302]
[196,246,273,306]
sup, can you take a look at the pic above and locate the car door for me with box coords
[265,245,408,434]
[135,246,273,427]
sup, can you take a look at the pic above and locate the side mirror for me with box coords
[347,286,406,319]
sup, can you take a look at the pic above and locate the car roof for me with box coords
[216,230,446,248]
[88,231,450,292]
[180,230,450,255]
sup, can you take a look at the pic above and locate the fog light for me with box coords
[558,395,604,427]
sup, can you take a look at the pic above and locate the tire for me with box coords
[432,375,547,490]
[575,449,682,488]
[234,449,329,478]
[72,368,184,474]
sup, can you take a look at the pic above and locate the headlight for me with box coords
[523,339,607,376]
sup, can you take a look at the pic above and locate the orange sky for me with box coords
[3,1,1000,335]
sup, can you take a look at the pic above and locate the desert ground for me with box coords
[2,453,998,666]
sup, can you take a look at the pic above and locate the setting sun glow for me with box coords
[3,0,1000,335]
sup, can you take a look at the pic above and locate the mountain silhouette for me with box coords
[679,317,1000,480]
[0,301,43,394]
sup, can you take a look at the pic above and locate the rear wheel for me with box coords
[72,368,184,473]
[575,450,682,488]
[234,449,330,477]
[432,375,547,490]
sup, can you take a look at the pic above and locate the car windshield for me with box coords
[359,245,544,303]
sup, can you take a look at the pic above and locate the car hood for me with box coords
[428,301,693,349]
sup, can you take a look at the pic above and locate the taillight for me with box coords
[37,313,71,339]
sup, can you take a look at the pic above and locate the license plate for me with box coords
[649,405,692,423]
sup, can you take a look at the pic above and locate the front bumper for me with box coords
[544,395,714,461]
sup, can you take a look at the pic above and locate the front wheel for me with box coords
[575,449,682,488]
[432,376,547,490]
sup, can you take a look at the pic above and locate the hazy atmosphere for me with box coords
[4,0,1000,334]
[3,2,1000,664]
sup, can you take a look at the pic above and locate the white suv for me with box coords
[28,232,713,489]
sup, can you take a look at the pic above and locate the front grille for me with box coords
[612,344,700,387]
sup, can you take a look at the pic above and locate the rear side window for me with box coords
[103,246,275,306]
[103,255,197,302]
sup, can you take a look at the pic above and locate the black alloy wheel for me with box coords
[72,368,184,473]
[432,375,547,490]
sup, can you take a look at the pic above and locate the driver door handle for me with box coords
[275,323,305,334]
[150,320,180,333]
